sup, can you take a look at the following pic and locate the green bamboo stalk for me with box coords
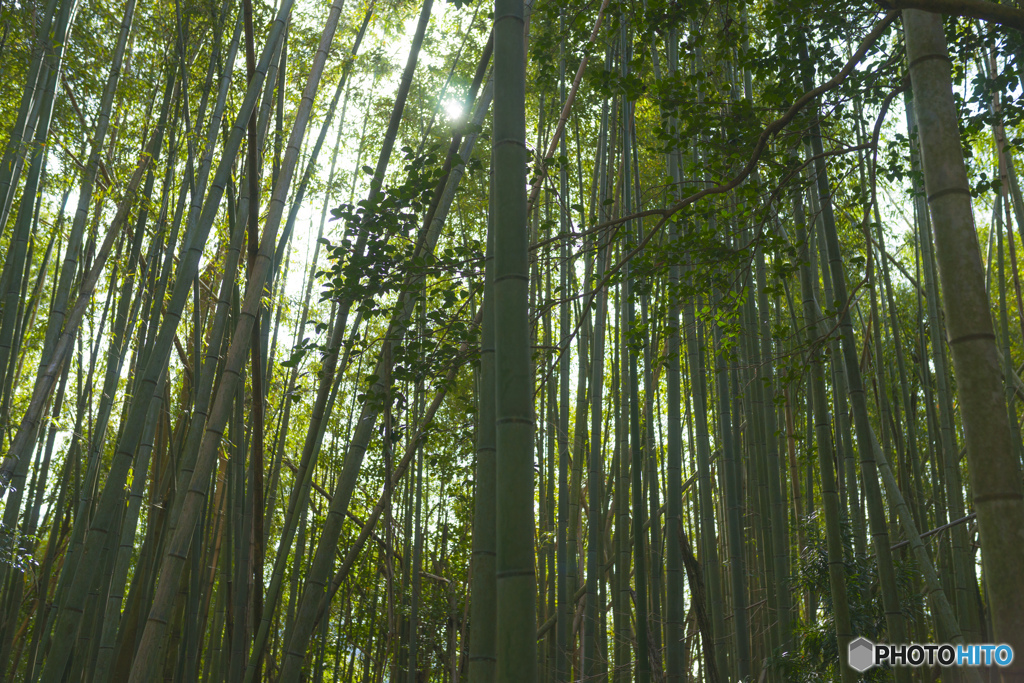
[34,8,286,675]
[87,72,181,679]
[407,391,426,683]
[793,154,856,683]
[239,0,267,670]
[468,201,497,683]
[0,0,72,448]
[287,69,494,668]
[996,188,1024,469]
[903,10,1024,677]
[492,0,535,677]
[0,0,60,233]
[619,17,650,677]
[582,61,610,682]
[554,12,571,682]
[613,284,630,683]
[870,429,982,683]
[755,245,792,655]
[123,1,340,676]
[799,37,910,665]
[713,294,750,681]
[909,94,975,639]
[1,155,149,491]
[662,25,687,680]
[276,58,496,683]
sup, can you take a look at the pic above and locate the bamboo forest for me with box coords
[5,0,1024,680]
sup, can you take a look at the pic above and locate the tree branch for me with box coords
[879,0,1024,32]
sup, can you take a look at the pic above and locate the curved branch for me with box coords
[878,0,1024,33]
[586,11,900,238]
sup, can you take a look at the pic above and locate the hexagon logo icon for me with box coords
[848,637,876,672]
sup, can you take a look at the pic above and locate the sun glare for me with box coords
[443,98,464,122]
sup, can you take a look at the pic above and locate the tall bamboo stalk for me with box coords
[492,0,535,679]
[904,10,1024,678]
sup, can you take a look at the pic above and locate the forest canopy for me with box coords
[0,0,1023,681]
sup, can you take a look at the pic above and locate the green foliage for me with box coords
[775,514,925,681]
[0,523,39,573]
